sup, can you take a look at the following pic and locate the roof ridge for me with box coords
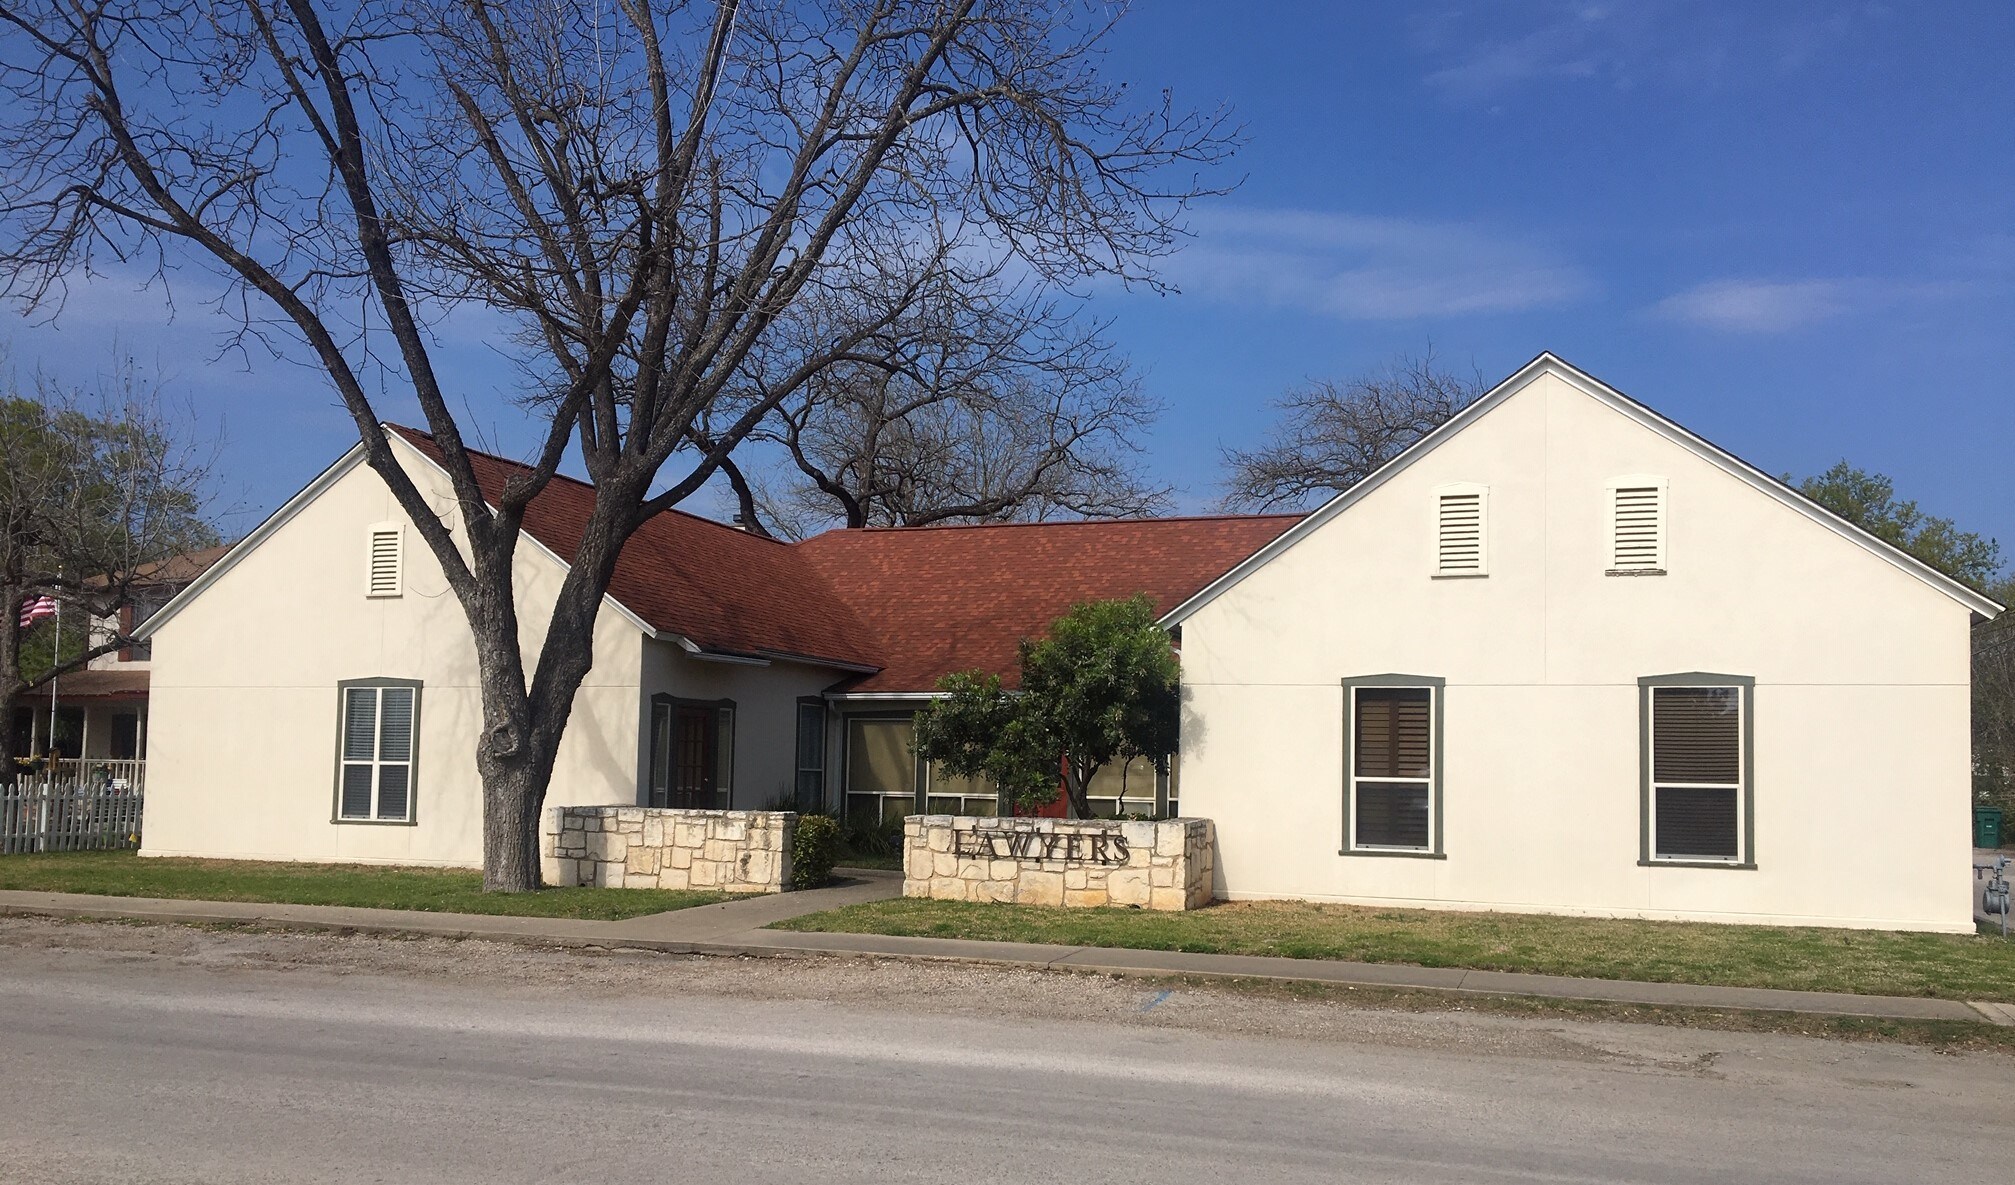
[807,511,1306,537]
[382,423,792,546]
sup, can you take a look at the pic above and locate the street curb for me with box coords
[3,896,2001,1026]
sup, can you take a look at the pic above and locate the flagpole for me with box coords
[46,591,58,778]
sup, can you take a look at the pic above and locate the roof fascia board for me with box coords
[387,431,659,639]
[649,631,881,675]
[823,691,942,703]
[133,443,369,640]
[1163,352,2002,626]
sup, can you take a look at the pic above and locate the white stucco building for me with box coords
[132,354,1998,931]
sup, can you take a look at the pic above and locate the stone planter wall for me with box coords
[541,806,793,893]
[904,815,1213,911]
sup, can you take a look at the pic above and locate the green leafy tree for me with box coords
[1794,462,2003,591]
[915,595,1179,818]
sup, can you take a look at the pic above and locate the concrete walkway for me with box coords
[2,874,2008,1026]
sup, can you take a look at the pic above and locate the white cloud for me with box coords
[1168,208,1594,321]
[1649,278,1857,333]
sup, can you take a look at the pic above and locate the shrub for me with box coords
[791,814,841,889]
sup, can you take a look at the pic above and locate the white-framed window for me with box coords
[336,680,420,823]
[1641,676,1751,866]
[1607,477,1667,573]
[1344,678,1442,854]
[1433,483,1489,577]
[1085,753,1177,819]
[366,523,404,597]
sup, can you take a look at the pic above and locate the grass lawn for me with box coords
[0,850,730,920]
[774,897,2015,1002]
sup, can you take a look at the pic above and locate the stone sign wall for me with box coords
[904,815,1213,910]
[542,806,793,893]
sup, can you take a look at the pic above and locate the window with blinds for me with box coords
[1433,484,1488,576]
[1608,479,1666,572]
[336,681,419,822]
[367,524,403,597]
[1348,685,1436,850]
[1648,684,1743,862]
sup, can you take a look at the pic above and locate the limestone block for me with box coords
[1063,868,1088,890]
[583,816,602,832]
[668,846,693,869]
[740,851,775,888]
[989,860,1019,881]
[1064,889,1107,909]
[978,879,1019,904]
[690,860,719,887]
[642,817,665,847]
[1016,869,1064,907]
[702,838,737,863]
[598,864,627,890]
[927,828,952,853]
[1106,867,1150,907]
[904,880,929,898]
[928,876,968,901]
[658,866,690,890]
[613,807,641,824]
[1151,866,1176,888]
[906,848,933,881]
[626,847,660,876]
[561,814,583,831]
[932,851,958,877]
[674,823,708,849]
[1149,886,1185,911]
[719,818,748,842]
[1120,820,1155,852]
[1154,825,1184,857]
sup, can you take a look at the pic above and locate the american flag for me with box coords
[17,596,56,629]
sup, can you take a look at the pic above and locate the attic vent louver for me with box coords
[1608,478,1666,573]
[367,524,404,597]
[1433,484,1488,577]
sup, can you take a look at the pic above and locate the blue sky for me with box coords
[8,1,2014,563]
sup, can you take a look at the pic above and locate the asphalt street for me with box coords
[0,922,2008,1184]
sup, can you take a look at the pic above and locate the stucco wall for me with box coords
[1180,369,1978,931]
[141,437,645,867]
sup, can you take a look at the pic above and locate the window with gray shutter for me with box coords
[1641,677,1751,866]
[335,680,421,822]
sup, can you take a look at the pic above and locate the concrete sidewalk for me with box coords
[2,877,2007,1027]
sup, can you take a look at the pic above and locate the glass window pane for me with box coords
[928,760,994,801]
[1655,786,1739,860]
[847,718,915,796]
[376,764,410,820]
[1355,688,1431,779]
[1085,755,1155,801]
[879,795,912,826]
[1653,687,1740,785]
[963,798,997,818]
[1356,781,1430,848]
[339,764,374,818]
[845,793,882,823]
[926,795,962,815]
[377,688,414,762]
[342,688,377,762]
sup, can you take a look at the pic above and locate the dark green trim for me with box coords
[1638,672,1755,867]
[1340,674,1446,856]
[331,678,423,827]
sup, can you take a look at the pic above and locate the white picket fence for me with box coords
[0,777,145,855]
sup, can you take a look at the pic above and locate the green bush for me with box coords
[791,814,842,889]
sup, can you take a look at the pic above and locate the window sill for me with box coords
[1639,858,1755,870]
[1340,848,1447,860]
[331,817,419,827]
[1430,572,1488,580]
[1605,568,1666,577]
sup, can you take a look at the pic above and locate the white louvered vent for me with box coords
[1608,480,1666,572]
[367,524,403,597]
[1434,484,1488,577]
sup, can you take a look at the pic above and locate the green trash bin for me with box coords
[1977,807,2005,849]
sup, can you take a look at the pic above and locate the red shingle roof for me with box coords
[388,426,1298,692]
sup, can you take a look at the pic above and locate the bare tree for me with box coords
[0,1,1235,889]
[739,273,1169,538]
[0,354,217,771]
[1221,353,1484,513]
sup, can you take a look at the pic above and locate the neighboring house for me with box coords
[132,354,1999,931]
[13,546,229,785]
